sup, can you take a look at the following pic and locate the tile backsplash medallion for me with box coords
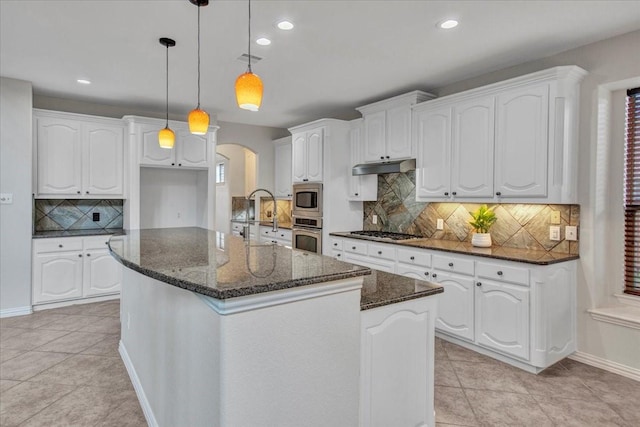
[260,200,292,225]
[231,197,255,221]
[363,171,579,254]
[34,199,123,232]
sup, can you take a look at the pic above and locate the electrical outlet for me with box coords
[437,218,444,230]
[92,212,100,222]
[566,226,578,241]
[372,214,377,225]
[549,226,561,241]
[0,193,13,204]
[177,212,181,219]
[550,210,561,224]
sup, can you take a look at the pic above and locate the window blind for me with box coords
[624,87,640,296]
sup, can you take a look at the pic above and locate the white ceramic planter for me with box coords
[471,233,492,247]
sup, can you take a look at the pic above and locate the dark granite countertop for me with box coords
[360,270,443,310]
[33,228,126,239]
[330,232,579,265]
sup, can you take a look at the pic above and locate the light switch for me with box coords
[550,210,561,224]
[437,218,444,230]
[372,214,378,225]
[0,193,13,204]
[566,226,578,241]
[549,226,561,241]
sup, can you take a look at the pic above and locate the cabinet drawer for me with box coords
[275,229,292,240]
[332,250,344,261]
[84,235,111,250]
[344,240,367,255]
[231,222,243,232]
[34,238,83,254]
[476,261,529,286]
[368,243,396,260]
[329,238,343,251]
[432,254,474,276]
[397,248,431,267]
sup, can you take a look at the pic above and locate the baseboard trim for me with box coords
[119,341,159,427]
[569,351,640,382]
[0,306,33,318]
[33,294,119,311]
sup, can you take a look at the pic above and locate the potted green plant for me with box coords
[469,205,497,247]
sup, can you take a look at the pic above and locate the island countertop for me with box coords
[109,227,442,310]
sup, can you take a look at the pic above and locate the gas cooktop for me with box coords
[349,230,423,241]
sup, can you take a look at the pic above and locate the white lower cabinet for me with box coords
[332,236,576,372]
[33,236,122,305]
[258,226,292,246]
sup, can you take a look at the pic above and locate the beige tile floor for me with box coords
[1,300,639,426]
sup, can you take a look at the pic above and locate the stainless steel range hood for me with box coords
[352,158,416,176]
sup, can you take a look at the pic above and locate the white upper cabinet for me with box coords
[34,110,124,198]
[140,125,173,166]
[358,91,436,163]
[495,84,549,198]
[291,127,323,183]
[274,138,293,198]
[414,66,586,203]
[348,119,377,201]
[139,125,209,169]
[176,130,208,168]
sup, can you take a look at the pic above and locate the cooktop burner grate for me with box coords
[349,230,423,241]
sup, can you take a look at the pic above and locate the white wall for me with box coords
[216,144,247,197]
[139,168,208,229]
[438,30,640,370]
[0,77,33,315]
[215,154,231,233]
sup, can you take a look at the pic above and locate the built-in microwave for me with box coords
[292,183,323,217]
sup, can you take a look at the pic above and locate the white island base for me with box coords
[119,268,439,427]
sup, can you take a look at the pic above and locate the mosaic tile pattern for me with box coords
[231,197,255,221]
[260,200,292,225]
[363,172,580,254]
[34,200,123,232]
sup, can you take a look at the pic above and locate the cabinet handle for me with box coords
[58,244,63,248]
[352,246,356,250]
[78,254,83,258]
[377,250,382,255]
[410,256,415,260]
[385,156,390,159]
[380,156,384,160]
[497,271,503,276]
[280,234,284,237]
[171,163,175,166]
[303,178,309,182]
[178,163,182,167]
[448,262,454,267]
[86,253,91,257]
[476,282,482,287]
[432,273,437,278]
[496,191,501,196]
[337,253,341,257]
[444,192,449,196]
[424,272,429,276]
[86,191,89,194]
[334,243,338,246]
[355,193,359,196]
[452,191,457,196]
[76,191,81,194]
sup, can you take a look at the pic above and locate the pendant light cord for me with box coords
[165,43,169,127]
[197,4,201,108]
[247,0,252,73]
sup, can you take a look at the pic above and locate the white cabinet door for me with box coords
[386,104,413,160]
[292,133,307,183]
[275,142,293,198]
[348,122,377,201]
[432,271,475,341]
[140,125,175,166]
[306,128,324,182]
[177,130,208,168]
[33,252,83,303]
[36,117,82,196]
[475,280,530,360]
[452,96,495,198]
[396,264,431,282]
[495,84,549,198]
[83,249,122,296]
[414,107,451,200]
[363,110,386,162]
[83,123,124,196]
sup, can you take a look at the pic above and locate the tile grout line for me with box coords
[13,383,80,426]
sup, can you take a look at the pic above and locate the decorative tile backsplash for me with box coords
[260,200,292,225]
[231,197,255,221]
[34,199,123,231]
[363,171,579,254]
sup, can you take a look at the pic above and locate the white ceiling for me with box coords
[1,0,639,129]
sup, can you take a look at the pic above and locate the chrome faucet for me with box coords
[245,188,278,240]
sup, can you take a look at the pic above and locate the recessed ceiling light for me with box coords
[77,79,91,85]
[256,37,271,46]
[277,20,294,30]
[438,19,459,29]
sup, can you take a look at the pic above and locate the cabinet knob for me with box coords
[385,156,390,159]
[171,163,175,166]
[410,256,415,260]
[497,271,503,276]
[444,192,449,196]
[476,282,482,287]
[86,191,90,194]
[355,193,359,196]
[337,254,341,257]
[496,191,501,196]
[78,254,83,258]
[77,191,81,194]
[178,163,182,167]
[352,246,356,250]
[448,262,454,267]
[303,178,309,182]
[86,253,91,257]
[334,243,338,246]
[280,234,284,237]
[424,272,429,276]
[377,250,382,255]
[58,244,63,248]
[452,191,457,196]
[380,156,384,160]
[432,273,437,278]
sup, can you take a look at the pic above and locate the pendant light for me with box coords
[235,0,263,111]
[158,37,176,149]
[188,0,210,134]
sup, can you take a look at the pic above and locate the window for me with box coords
[216,162,225,184]
[624,87,640,296]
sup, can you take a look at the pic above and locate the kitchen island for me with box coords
[109,227,442,427]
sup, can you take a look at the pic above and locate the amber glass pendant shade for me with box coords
[158,127,175,149]
[235,71,263,112]
[188,108,210,135]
